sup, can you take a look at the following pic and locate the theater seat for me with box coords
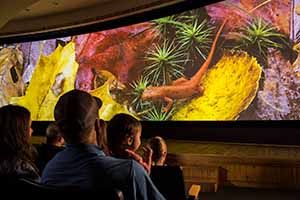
[150,165,187,200]
[1,177,123,200]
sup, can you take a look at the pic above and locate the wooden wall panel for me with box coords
[166,142,300,191]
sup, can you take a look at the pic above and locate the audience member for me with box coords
[36,122,65,173]
[106,113,152,174]
[0,105,40,181]
[146,136,167,166]
[41,89,165,200]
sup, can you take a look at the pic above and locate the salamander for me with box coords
[141,19,227,112]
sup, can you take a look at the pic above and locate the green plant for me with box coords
[144,40,185,85]
[234,17,289,58]
[142,104,175,121]
[177,8,208,24]
[151,16,182,38]
[177,19,214,61]
[129,76,151,112]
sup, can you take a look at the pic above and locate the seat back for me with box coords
[0,177,123,200]
[150,165,187,200]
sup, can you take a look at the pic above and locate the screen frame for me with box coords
[0,0,223,44]
[32,120,300,146]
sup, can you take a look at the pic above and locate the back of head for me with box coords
[54,89,102,144]
[0,105,32,161]
[147,136,167,165]
[46,123,62,144]
[106,113,141,155]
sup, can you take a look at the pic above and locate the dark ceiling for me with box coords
[0,0,223,44]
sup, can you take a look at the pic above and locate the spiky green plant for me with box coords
[234,17,289,58]
[129,76,151,112]
[144,40,185,86]
[177,19,214,61]
[142,104,175,121]
[151,15,182,38]
[177,8,208,24]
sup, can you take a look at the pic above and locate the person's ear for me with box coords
[95,118,103,140]
[94,119,101,145]
[162,151,167,157]
[95,119,100,131]
[57,136,65,146]
[126,134,134,146]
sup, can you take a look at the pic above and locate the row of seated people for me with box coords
[35,124,188,200]
[0,89,196,199]
[34,112,169,174]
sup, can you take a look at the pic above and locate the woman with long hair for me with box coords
[0,104,40,181]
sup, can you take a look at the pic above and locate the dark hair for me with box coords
[106,113,141,155]
[46,122,62,144]
[0,105,34,162]
[147,136,167,164]
[54,90,102,144]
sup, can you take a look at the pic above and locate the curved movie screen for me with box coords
[0,0,299,121]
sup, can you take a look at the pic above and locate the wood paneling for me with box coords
[164,141,300,191]
[32,137,300,190]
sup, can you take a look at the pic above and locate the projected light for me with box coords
[0,0,299,121]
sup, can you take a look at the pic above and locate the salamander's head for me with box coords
[141,86,160,100]
[141,87,152,100]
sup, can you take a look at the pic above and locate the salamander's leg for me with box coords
[197,85,204,96]
[172,77,189,85]
[163,96,173,112]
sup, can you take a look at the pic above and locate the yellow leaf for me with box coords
[10,42,78,120]
[0,47,25,106]
[172,51,262,120]
[90,70,136,121]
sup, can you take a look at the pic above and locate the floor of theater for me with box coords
[198,187,300,200]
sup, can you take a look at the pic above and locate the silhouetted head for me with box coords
[106,113,142,157]
[46,122,65,147]
[147,136,167,166]
[0,104,33,161]
[54,89,102,144]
